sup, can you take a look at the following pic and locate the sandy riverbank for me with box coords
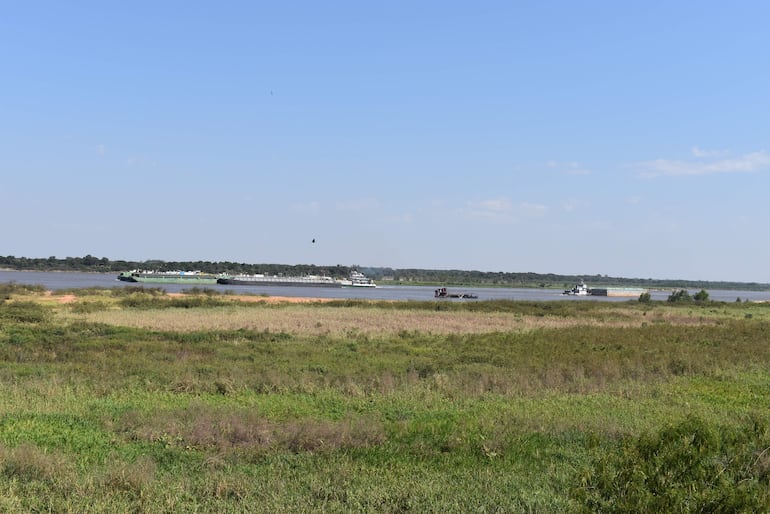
[38,290,333,305]
[167,293,334,304]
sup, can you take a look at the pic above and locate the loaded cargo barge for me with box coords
[563,281,647,297]
[117,270,218,285]
[588,287,648,297]
[116,269,377,288]
[217,274,342,287]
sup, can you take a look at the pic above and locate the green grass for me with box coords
[2,290,770,511]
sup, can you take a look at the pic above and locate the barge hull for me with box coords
[217,278,342,288]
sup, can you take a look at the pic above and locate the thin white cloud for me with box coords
[461,198,514,222]
[335,198,380,212]
[691,146,728,158]
[385,212,414,224]
[97,144,106,156]
[474,198,512,213]
[519,202,548,217]
[125,155,157,167]
[546,160,591,175]
[460,198,547,222]
[637,150,770,178]
[290,201,321,215]
[562,198,591,212]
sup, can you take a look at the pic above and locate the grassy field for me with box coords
[2,284,770,512]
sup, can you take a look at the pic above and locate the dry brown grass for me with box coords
[0,442,75,484]
[100,455,157,494]
[119,403,386,453]
[56,304,665,335]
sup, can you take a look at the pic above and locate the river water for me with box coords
[1,270,769,303]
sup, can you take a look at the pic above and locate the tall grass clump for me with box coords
[0,442,75,484]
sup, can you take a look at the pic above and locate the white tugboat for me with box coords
[337,270,377,288]
[563,280,591,296]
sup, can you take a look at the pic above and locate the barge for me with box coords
[117,270,219,285]
[217,273,342,287]
[563,280,648,298]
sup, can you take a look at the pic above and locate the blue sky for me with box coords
[2,1,769,282]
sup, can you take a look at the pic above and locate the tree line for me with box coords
[1,255,768,291]
[0,255,352,280]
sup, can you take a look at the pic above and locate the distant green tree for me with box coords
[693,289,709,302]
[667,289,692,303]
[638,292,651,303]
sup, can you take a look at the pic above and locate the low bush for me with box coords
[69,301,110,313]
[668,289,693,303]
[0,301,49,323]
[112,286,166,297]
[117,295,231,309]
[574,416,770,512]
[180,287,225,296]
[0,282,47,297]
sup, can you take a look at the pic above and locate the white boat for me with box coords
[563,281,591,296]
[337,270,377,288]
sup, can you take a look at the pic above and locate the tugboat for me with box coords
[434,287,478,299]
[562,281,591,296]
[337,270,377,288]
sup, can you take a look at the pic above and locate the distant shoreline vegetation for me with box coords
[1,254,768,291]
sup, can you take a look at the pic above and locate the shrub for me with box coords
[0,301,49,323]
[117,295,231,309]
[0,282,46,296]
[573,416,770,512]
[638,292,651,303]
[693,289,710,302]
[181,287,223,296]
[111,286,166,297]
[69,301,110,313]
[667,289,692,303]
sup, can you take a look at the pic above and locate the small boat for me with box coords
[434,287,478,299]
[562,281,591,296]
